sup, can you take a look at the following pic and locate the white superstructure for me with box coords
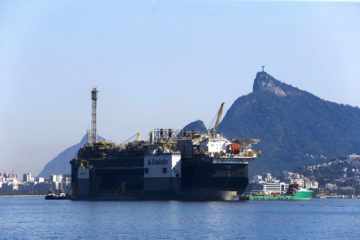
[144,152,181,178]
[199,135,230,155]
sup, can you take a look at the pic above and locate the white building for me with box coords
[63,177,71,185]
[325,183,338,191]
[5,173,17,182]
[263,173,273,183]
[310,180,319,189]
[36,177,45,183]
[23,173,34,183]
[49,174,63,183]
[252,175,263,183]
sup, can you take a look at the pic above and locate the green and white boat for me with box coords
[249,184,313,200]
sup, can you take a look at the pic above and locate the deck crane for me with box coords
[207,102,225,138]
[121,132,141,144]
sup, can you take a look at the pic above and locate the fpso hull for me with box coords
[71,159,250,201]
[71,190,240,201]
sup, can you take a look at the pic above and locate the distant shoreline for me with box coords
[1,194,360,200]
[0,194,45,197]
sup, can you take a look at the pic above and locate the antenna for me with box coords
[87,128,91,144]
[91,88,98,144]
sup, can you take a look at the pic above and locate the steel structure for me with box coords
[91,88,98,144]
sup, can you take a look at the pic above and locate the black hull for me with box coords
[71,159,249,201]
[70,190,239,201]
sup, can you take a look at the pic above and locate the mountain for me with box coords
[43,72,360,178]
[38,133,104,178]
[187,71,360,175]
[182,120,207,133]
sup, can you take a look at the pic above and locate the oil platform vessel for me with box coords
[70,89,261,201]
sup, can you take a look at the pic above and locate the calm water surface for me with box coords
[1,196,359,240]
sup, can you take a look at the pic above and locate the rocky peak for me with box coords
[182,120,207,133]
[253,71,302,97]
[37,132,106,177]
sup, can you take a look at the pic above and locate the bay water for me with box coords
[1,196,359,240]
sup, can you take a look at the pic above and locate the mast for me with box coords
[91,88,98,144]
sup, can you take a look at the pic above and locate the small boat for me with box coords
[45,190,68,200]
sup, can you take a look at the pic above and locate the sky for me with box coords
[0,1,360,175]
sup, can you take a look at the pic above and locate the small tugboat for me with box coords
[45,189,68,200]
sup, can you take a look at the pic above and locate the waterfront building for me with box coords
[249,171,318,194]
[0,171,71,195]
[36,177,45,183]
[23,173,34,183]
[49,174,63,183]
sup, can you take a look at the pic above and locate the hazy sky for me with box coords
[1,1,360,175]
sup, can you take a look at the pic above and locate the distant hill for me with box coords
[299,154,360,196]
[38,134,104,178]
[300,154,360,186]
[185,71,360,175]
[182,120,207,133]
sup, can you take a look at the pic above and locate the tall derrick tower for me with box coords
[91,87,98,144]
